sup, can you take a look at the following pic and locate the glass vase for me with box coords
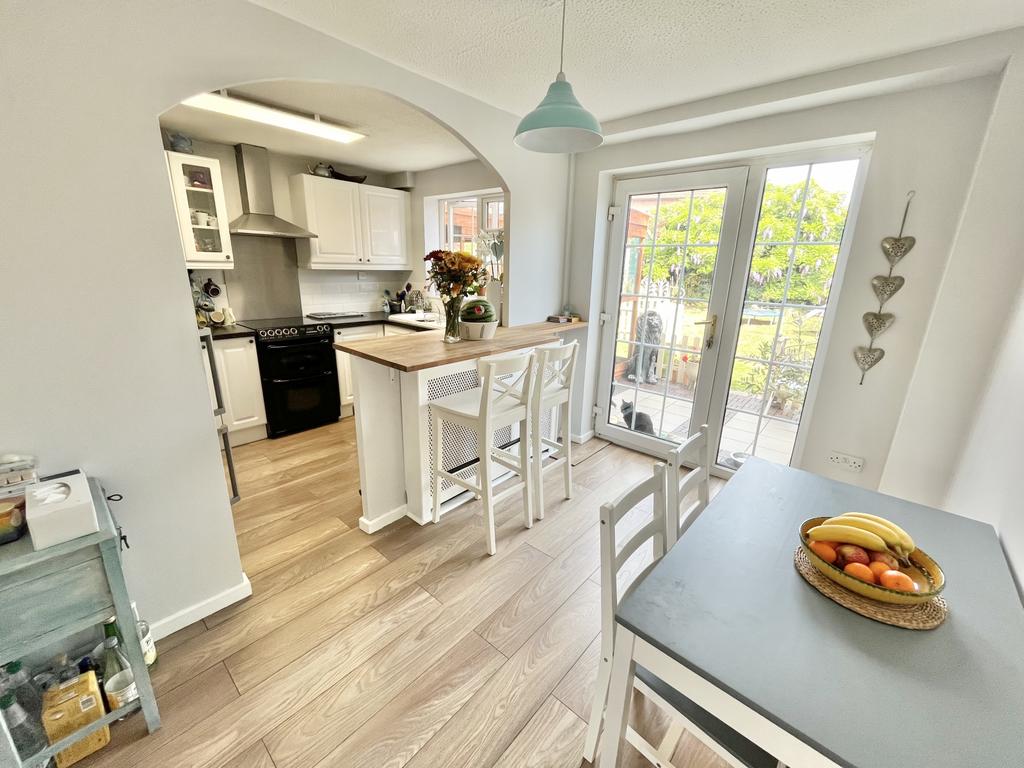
[442,295,463,343]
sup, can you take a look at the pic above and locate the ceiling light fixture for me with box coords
[514,0,602,153]
[182,91,365,144]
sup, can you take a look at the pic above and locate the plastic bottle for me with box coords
[0,692,47,760]
[3,661,41,720]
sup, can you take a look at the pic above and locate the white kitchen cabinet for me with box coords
[335,324,385,413]
[290,174,363,267]
[383,323,417,336]
[212,336,267,434]
[291,174,410,270]
[166,151,234,269]
[360,185,409,267]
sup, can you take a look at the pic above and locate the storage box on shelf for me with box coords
[0,481,160,768]
[166,152,234,269]
[290,174,410,270]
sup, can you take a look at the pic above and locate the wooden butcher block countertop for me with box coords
[335,321,588,372]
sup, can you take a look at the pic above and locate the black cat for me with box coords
[620,400,656,435]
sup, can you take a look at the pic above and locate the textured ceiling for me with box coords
[160,81,477,172]
[251,0,1024,122]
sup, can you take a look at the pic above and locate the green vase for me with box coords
[443,295,463,343]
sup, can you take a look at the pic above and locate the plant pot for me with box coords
[459,321,498,340]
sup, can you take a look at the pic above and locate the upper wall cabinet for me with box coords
[290,174,410,271]
[166,151,234,269]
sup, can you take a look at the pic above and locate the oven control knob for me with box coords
[259,330,267,337]
[275,329,283,336]
[291,328,299,335]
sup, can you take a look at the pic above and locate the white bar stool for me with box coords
[430,350,536,555]
[529,340,579,521]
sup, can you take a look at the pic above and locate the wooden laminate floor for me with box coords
[82,420,730,768]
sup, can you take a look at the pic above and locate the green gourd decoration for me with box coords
[460,298,496,323]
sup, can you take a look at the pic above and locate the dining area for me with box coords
[584,430,1024,767]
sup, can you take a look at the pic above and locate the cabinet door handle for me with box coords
[248,338,254,344]
[225,254,231,260]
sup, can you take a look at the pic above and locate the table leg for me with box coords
[600,627,636,768]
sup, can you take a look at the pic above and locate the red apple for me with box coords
[835,544,870,568]
[869,550,900,569]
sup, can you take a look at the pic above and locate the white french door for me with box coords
[596,149,869,471]
[595,167,749,457]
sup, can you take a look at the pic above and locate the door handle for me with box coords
[695,314,718,349]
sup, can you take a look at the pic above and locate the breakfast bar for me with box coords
[336,322,586,532]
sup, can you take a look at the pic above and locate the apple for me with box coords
[869,551,900,569]
[835,544,870,567]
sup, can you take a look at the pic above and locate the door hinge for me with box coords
[598,312,611,326]
[592,405,601,416]
[607,205,622,222]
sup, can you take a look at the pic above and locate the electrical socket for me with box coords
[827,451,864,473]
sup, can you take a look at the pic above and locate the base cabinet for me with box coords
[335,325,384,412]
[211,337,267,439]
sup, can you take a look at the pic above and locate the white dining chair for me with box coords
[430,351,535,555]
[529,340,578,521]
[665,424,711,546]
[584,455,783,768]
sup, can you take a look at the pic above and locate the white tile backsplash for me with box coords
[298,268,412,315]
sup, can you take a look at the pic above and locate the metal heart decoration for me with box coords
[854,346,885,372]
[862,311,895,339]
[871,275,905,304]
[880,236,916,267]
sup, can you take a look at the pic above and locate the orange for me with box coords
[879,570,916,592]
[867,561,890,579]
[843,562,875,583]
[809,541,837,564]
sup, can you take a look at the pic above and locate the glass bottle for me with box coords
[131,602,157,667]
[102,616,124,645]
[0,692,47,760]
[3,661,41,719]
[102,637,129,681]
[52,652,79,683]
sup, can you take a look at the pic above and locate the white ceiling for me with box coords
[160,81,477,172]
[251,0,1024,122]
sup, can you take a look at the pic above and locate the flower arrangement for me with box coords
[424,250,491,342]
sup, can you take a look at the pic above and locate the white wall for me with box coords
[945,286,1024,583]
[882,53,1024,507]
[0,0,568,633]
[567,76,997,487]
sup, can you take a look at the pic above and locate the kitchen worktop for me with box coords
[335,321,587,372]
[200,312,392,340]
[206,324,255,340]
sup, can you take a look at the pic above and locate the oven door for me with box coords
[258,337,336,380]
[262,371,341,438]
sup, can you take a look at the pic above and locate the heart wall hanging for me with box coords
[857,190,915,384]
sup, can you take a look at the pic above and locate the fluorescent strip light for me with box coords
[182,92,365,144]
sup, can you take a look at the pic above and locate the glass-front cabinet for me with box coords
[165,151,234,269]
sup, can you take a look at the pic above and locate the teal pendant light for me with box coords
[514,0,602,153]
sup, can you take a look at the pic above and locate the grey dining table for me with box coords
[600,457,1024,767]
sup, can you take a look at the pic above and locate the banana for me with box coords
[823,515,908,556]
[807,524,887,552]
[842,512,915,553]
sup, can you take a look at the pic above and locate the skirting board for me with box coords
[149,573,252,640]
[572,430,595,444]
[359,504,410,533]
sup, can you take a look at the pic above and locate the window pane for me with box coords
[718,409,758,467]
[689,188,726,244]
[614,340,670,394]
[620,247,652,296]
[660,396,695,441]
[775,308,824,366]
[746,244,791,303]
[653,190,692,244]
[626,194,658,245]
[799,160,858,242]
[787,245,839,305]
[765,364,810,422]
[683,246,717,300]
[735,304,781,362]
[727,360,769,412]
[753,419,798,465]
[609,380,664,436]
[756,165,809,242]
[485,199,504,230]
[442,198,478,255]
[671,300,714,352]
[665,351,701,402]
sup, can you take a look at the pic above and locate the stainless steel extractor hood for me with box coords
[229,144,316,239]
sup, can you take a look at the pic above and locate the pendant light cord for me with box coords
[559,0,567,74]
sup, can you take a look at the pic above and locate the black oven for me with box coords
[250,323,340,438]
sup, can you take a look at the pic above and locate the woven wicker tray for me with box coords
[794,548,947,630]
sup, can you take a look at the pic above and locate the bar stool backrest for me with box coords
[533,340,578,402]
[477,351,535,421]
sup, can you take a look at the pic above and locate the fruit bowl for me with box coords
[799,517,945,605]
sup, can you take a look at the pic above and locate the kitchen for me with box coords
[163,81,512,510]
